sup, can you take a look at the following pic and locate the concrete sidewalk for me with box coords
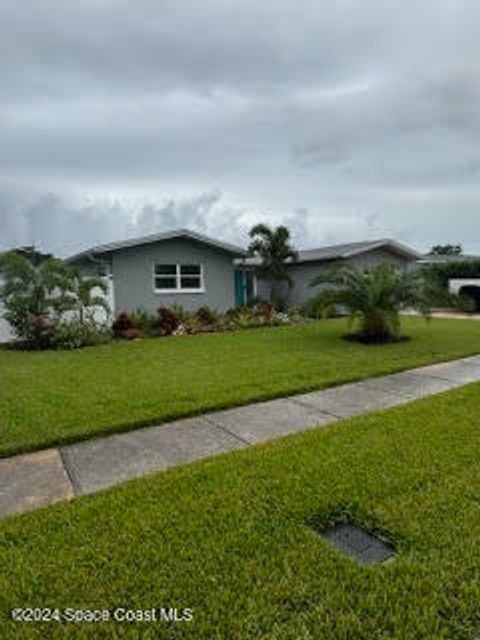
[2,354,480,520]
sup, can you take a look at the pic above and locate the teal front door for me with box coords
[234,269,245,306]
[235,269,256,306]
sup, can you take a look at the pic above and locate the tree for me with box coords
[0,252,74,347]
[68,268,110,323]
[428,244,463,256]
[310,263,430,342]
[248,224,298,306]
[0,251,111,348]
[12,245,54,266]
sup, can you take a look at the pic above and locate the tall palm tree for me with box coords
[310,262,430,342]
[248,224,298,305]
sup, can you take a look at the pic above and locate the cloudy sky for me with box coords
[1,0,480,256]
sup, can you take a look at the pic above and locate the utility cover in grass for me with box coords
[321,523,394,565]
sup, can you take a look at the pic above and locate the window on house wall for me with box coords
[154,263,204,292]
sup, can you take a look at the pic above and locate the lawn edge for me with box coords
[2,348,480,459]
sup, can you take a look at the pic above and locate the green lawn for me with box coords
[1,317,480,457]
[1,381,480,638]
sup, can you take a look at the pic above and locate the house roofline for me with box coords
[66,228,248,263]
[342,239,422,261]
[239,238,422,267]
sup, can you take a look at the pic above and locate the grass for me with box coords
[1,316,480,457]
[1,382,480,638]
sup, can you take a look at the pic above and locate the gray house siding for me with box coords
[67,234,418,316]
[110,238,236,314]
[348,247,412,272]
[256,247,414,307]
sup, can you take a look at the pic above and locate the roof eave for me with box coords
[343,239,422,261]
[66,229,247,263]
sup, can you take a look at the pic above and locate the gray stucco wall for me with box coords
[348,247,412,272]
[256,248,414,307]
[110,238,237,313]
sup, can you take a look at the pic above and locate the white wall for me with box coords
[0,278,13,343]
[0,305,14,343]
[449,278,480,294]
[97,276,115,324]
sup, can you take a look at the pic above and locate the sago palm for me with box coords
[310,262,430,342]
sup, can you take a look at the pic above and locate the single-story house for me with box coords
[0,233,423,341]
[66,229,248,315]
[66,232,421,316]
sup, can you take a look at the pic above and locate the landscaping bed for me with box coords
[1,381,480,638]
[1,316,480,456]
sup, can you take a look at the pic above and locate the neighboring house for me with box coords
[241,239,421,307]
[418,253,480,310]
[67,229,247,315]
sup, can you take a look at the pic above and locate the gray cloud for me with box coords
[0,186,310,256]
[1,0,480,254]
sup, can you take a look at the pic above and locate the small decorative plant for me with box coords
[156,307,181,336]
[195,305,218,327]
[112,312,139,340]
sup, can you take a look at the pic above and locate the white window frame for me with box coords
[153,263,205,294]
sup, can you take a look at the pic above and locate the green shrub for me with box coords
[169,304,192,323]
[286,306,306,323]
[456,294,477,313]
[195,305,218,326]
[302,294,336,319]
[51,319,112,350]
[227,307,264,329]
[130,309,157,337]
[181,316,205,334]
[271,292,288,312]
[421,278,458,308]
[423,261,480,288]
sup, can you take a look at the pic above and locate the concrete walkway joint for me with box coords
[2,354,480,520]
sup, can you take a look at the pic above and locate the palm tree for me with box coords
[310,262,430,342]
[248,224,298,305]
[69,268,110,323]
[0,252,74,344]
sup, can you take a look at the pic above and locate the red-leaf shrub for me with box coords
[112,312,139,339]
[256,302,275,321]
[28,313,54,349]
[156,306,180,335]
